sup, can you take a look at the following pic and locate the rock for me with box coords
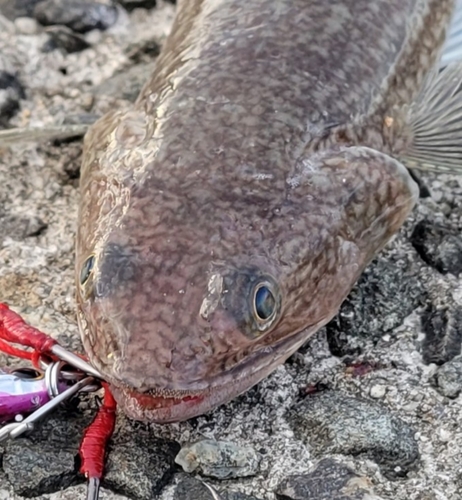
[43,26,90,53]
[369,384,386,399]
[421,304,462,365]
[275,459,384,500]
[0,0,45,20]
[102,419,180,500]
[411,219,462,276]
[288,391,419,477]
[174,476,263,500]
[117,0,156,11]
[0,70,25,125]
[434,356,462,398]
[2,404,92,496]
[33,0,118,33]
[326,247,426,356]
[14,16,39,34]
[173,477,217,500]
[175,440,260,479]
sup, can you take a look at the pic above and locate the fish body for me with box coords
[76,0,457,422]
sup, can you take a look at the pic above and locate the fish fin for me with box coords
[0,124,89,146]
[440,0,462,67]
[401,62,462,174]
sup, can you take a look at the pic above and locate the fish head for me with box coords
[76,143,418,422]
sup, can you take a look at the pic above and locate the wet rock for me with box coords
[434,356,462,398]
[421,304,462,365]
[2,405,92,496]
[33,0,118,34]
[117,0,156,11]
[411,219,462,276]
[288,391,419,478]
[43,26,90,53]
[0,0,45,20]
[326,249,426,356]
[174,476,263,500]
[275,459,384,500]
[0,70,25,125]
[92,61,156,102]
[103,419,180,500]
[175,440,260,479]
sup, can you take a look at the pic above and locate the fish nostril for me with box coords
[95,242,138,298]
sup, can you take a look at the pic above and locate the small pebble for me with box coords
[370,384,386,399]
[175,440,260,479]
[43,26,90,53]
[14,16,39,34]
[0,0,44,20]
[33,0,118,33]
[434,356,462,398]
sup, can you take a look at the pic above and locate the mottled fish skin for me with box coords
[77,0,454,422]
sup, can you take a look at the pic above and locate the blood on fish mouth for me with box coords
[125,387,204,409]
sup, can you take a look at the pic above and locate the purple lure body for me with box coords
[0,369,50,423]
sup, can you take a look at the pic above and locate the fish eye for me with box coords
[80,255,95,286]
[252,281,278,327]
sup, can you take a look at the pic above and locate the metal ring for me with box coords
[45,361,66,399]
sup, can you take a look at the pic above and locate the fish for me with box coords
[75,0,462,423]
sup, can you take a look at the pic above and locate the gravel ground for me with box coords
[0,1,461,500]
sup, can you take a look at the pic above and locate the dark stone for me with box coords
[0,71,25,125]
[43,26,90,53]
[174,476,217,500]
[421,304,462,365]
[275,459,384,500]
[0,0,45,20]
[33,0,118,34]
[117,0,156,11]
[411,219,462,276]
[288,391,419,478]
[2,404,92,496]
[434,356,462,398]
[174,476,264,500]
[102,418,180,500]
[326,249,426,357]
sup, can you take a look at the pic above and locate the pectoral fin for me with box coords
[403,62,462,174]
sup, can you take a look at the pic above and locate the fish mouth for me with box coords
[108,384,213,423]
